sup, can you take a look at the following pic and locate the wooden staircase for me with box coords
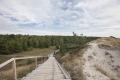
[22,56,71,80]
[0,51,71,80]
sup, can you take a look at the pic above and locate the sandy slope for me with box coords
[82,40,120,80]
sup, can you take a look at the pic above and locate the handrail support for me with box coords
[12,58,17,80]
[35,58,37,68]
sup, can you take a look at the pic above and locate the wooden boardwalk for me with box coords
[21,56,71,80]
[0,51,71,80]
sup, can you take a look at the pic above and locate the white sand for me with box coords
[82,42,120,80]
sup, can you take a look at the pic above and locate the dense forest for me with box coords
[0,33,99,55]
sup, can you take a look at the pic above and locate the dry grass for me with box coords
[77,45,90,57]
[88,55,93,59]
[0,64,35,80]
[63,57,85,80]
[55,47,87,80]
[95,37,120,46]
[0,57,37,79]
[94,63,108,76]
[0,56,47,80]
[10,46,56,56]
[0,47,52,80]
[17,64,35,78]
[105,51,110,55]
[0,46,55,64]
[94,63,119,80]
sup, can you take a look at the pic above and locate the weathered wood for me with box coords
[12,59,17,80]
[0,58,14,68]
[55,59,71,79]
[0,56,48,80]
[43,57,45,62]
[0,51,71,80]
[42,57,43,62]
[0,56,48,68]
[15,56,42,60]
[22,56,71,80]
[35,58,37,68]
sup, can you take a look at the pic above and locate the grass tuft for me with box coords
[94,63,119,80]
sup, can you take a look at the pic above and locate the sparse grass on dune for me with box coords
[94,63,108,77]
[94,63,119,80]
[105,37,120,46]
[93,37,120,46]
[65,58,85,80]
[55,47,87,80]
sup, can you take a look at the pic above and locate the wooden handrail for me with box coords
[14,56,47,60]
[0,56,48,80]
[55,59,71,80]
[0,58,14,68]
[12,58,17,80]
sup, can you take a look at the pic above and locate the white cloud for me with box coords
[0,0,120,37]
[74,2,87,8]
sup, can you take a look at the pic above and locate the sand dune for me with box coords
[83,38,120,80]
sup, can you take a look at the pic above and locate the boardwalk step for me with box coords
[22,56,71,80]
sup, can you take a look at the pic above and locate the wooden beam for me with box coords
[0,58,14,68]
[12,59,17,80]
[54,59,71,79]
[15,56,42,60]
[42,57,44,63]
[35,58,37,68]
[0,56,49,80]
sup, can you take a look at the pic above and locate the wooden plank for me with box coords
[54,59,71,79]
[15,56,48,60]
[14,56,42,60]
[0,56,48,68]
[0,58,14,68]
[21,56,71,80]
[0,56,50,80]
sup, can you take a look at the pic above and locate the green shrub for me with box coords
[56,45,59,49]
[27,47,33,51]
[27,59,34,65]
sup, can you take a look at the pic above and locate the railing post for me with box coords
[44,57,46,62]
[40,57,41,63]
[12,58,17,80]
[43,57,45,62]
[45,57,48,61]
[42,57,44,63]
[47,57,48,60]
[35,57,37,68]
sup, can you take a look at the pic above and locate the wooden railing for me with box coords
[55,59,71,80]
[0,56,48,80]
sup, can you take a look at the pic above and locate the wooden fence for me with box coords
[0,56,48,80]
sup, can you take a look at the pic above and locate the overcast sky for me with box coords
[0,0,120,37]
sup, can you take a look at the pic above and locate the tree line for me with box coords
[0,34,99,55]
[59,32,100,55]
